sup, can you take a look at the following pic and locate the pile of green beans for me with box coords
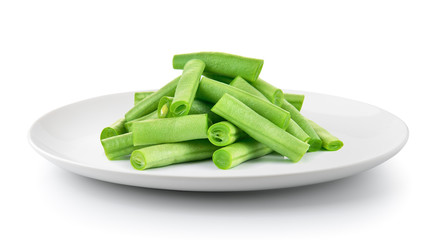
[100,52,344,170]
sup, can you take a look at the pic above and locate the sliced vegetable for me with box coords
[131,140,219,170]
[124,110,158,132]
[125,76,180,121]
[280,100,322,152]
[308,120,344,151]
[211,94,309,162]
[229,76,269,101]
[213,138,273,169]
[284,93,305,111]
[101,132,145,160]
[251,78,284,106]
[171,59,205,116]
[158,96,222,123]
[132,114,210,145]
[202,72,233,84]
[134,91,154,105]
[197,77,291,129]
[207,121,246,147]
[173,52,263,82]
[100,118,126,140]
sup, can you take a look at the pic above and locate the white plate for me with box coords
[29,91,408,191]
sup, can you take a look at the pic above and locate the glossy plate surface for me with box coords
[29,91,408,191]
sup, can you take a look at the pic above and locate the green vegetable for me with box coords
[307,120,344,151]
[101,132,144,160]
[189,100,223,123]
[124,110,158,132]
[171,59,205,116]
[134,91,154,105]
[284,93,305,111]
[207,121,246,146]
[158,96,223,123]
[251,78,284,106]
[202,72,233,84]
[197,77,291,129]
[287,119,311,143]
[125,76,180,121]
[211,94,309,162]
[280,100,322,152]
[100,118,127,140]
[213,138,273,169]
[173,52,264,82]
[100,52,344,168]
[132,114,210,145]
[229,76,269,101]
[130,140,219,170]
[228,76,309,142]
[157,96,173,118]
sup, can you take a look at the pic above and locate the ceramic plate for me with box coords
[29,91,408,191]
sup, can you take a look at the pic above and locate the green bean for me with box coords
[213,138,273,169]
[211,94,309,162]
[280,100,322,152]
[207,121,246,146]
[124,110,158,132]
[307,120,344,151]
[157,96,174,118]
[202,72,233,84]
[189,100,223,123]
[228,76,309,143]
[173,52,263,82]
[158,96,223,123]
[100,118,127,140]
[284,93,305,111]
[197,77,291,129]
[251,78,284,106]
[130,140,219,170]
[134,91,154,105]
[287,119,311,143]
[101,132,145,160]
[125,76,180,121]
[229,76,269,101]
[132,114,210,145]
[171,59,205,116]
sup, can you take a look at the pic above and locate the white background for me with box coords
[1,0,433,239]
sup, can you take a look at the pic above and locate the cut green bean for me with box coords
[171,59,205,116]
[132,114,210,145]
[280,100,322,152]
[207,121,246,147]
[131,140,219,170]
[125,76,180,121]
[213,138,273,169]
[158,96,223,123]
[101,132,145,160]
[211,94,309,162]
[100,118,127,140]
[284,93,305,111]
[134,91,154,105]
[202,72,233,84]
[287,119,311,143]
[307,119,344,151]
[197,77,291,129]
[124,110,158,132]
[229,76,269,101]
[189,100,223,123]
[229,78,309,143]
[158,96,174,118]
[229,79,309,143]
[251,78,284,106]
[173,52,264,82]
